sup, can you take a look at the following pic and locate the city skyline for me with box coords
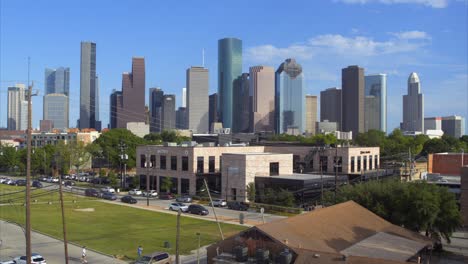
[0,0,466,133]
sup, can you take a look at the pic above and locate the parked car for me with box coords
[209,199,227,207]
[0,260,17,264]
[101,186,116,193]
[121,195,137,204]
[142,190,158,197]
[63,181,75,187]
[84,188,100,197]
[14,253,47,264]
[15,179,27,186]
[101,192,117,200]
[188,204,209,215]
[32,181,43,188]
[169,202,188,212]
[227,201,249,211]
[176,195,192,203]
[129,189,142,196]
[0,177,8,184]
[6,179,16,185]
[134,251,172,264]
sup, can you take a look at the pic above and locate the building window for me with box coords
[197,157,204,173]
[357,156,361,172]
[182,156,188,171]
[140,154,146,168]
[160,155,166,170]
[171,156,177,170]
[351,157,355,173]
[209,156,215,173]
[269,162,279,176]
[334,156,343,173]
[369,155,373,170]
[150,155,156,168]
[320,156,328,172]
[375,155,379,169]
[363,156,367,171]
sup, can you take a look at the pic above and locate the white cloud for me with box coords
[246,32,430,62]
[337,0,449,8]
[390,30,431,40]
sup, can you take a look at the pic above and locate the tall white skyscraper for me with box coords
[401,72,424,132]
[182,87,186,108]
[187,66,209,133]
[7,84,28,130]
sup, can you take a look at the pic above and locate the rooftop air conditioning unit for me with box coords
[234,245,248,262]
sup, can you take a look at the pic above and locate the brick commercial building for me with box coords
[135,144,380,199]
[428,152,468,176]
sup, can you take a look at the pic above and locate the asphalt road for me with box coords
[0,220,126,264]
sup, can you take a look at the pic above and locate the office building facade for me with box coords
[149,88,164,132]
[182,88,186,108]
[320,87,342,130]
[233,73,251,133]
[176,107,187,129]
[120,57,146,127]
[186,66,209,133]
[342,66,365,137]
[162,94,176,131]
[364,74,387,132]
[79,42,97,129]
[401,72,424,132]
[305,95,318,135]
[7,84,27,131]
[442,116,465,138]
[250,66,275,133]
[109,90,123,129]
[45,67,70,95]
[43,93,69,130]
[218,37,242,129]
[209,93,218,132]
[275,58,305,135]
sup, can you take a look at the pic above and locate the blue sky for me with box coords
[0,0,467,133]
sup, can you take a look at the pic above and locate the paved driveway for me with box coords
[0,220,126,264]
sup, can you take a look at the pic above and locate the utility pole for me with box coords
[334,147,338,204]
[146,148,150,206]
[175,209,181,264]
[56,154,69,264]
[118,140,127,188]
[320,158,323,206]
[196,232,201,264]
[25,79,34,264]
[204,179,224,240]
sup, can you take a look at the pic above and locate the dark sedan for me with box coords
[32,181,43,188]
[101,192,117,200]
[121,195,137,204]
[159,193,175,200]
[188,204,209,216]
[84,188,99,197]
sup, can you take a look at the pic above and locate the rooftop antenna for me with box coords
[202,48,205,67]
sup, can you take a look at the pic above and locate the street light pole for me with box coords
[196,232,201,264]
[25,80,35,264]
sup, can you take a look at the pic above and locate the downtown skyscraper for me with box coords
[218,37,242,130]
[364,74,387,133]
[186,66,209,133]
[149,88,164,132]
[111,57,146,129]
[250,66,275,133]
[342,65,365,137]
[7,84,28,131]
[43,67,70,130]
[320,87,342,130]
[79,41,99,129]
[401,72,424,132]
[275,58,305,135]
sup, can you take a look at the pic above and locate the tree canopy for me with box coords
[269,133,338,146]
[325,180,462,243]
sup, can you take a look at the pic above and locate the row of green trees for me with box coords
[269,133,339,146]
[324,180,462,243]
[354,129,468,160]
[0,129,190,174]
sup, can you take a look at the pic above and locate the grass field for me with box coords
[0,185,246,259]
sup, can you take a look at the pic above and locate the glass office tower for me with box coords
[364,74,387,132]
[218,37,242,129]
[275,58,305,135]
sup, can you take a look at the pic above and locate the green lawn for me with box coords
[0,185,246,259]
